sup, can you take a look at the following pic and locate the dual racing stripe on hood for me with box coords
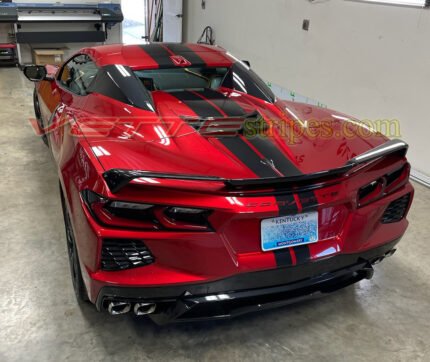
[171,88,245,117]
[169,89,227,118]
[139,43,206,68]
[169,89,280,177]
[192,88,245,117]
[169,89,318,267]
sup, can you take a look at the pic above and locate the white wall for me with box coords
[184,0,430,180]
[0,0,122,63]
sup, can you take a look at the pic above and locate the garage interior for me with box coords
[1,0,429,361]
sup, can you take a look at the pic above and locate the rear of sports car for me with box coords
[72,138,413,324]
[55,44,413,324]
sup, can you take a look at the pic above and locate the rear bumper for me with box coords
[96,237,400,324]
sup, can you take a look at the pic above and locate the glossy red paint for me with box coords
[31,43,413,316]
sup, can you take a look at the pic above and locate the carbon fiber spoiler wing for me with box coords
[102,139,408,193]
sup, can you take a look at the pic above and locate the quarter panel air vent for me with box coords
[101,239,155,271]
[381,193,411,224]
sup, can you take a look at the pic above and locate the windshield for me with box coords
[134,67,229,92]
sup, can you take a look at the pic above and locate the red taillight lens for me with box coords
[81,190,160,229]
[384,163,410,194]
[357,163,410,207]
[81,190,212,231]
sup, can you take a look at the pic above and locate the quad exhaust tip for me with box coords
[108,301,131,315]
[107,301,156,316]
[371,249,397,265]
[134,302,156,316]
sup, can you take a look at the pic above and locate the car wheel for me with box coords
[60,186,89,302]
[33,88,48,146]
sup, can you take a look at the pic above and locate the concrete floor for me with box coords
[0,66,429,362]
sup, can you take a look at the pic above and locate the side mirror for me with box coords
[242,60,251,67]
[23,65,50,82]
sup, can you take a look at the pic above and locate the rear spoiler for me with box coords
[102,139,408,193]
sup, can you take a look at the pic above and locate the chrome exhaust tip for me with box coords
[107,301,131,315]
[134,302,156,316]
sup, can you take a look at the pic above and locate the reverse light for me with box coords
[160,207,212,231]
[81,190,212,231]
[165,207,210,224]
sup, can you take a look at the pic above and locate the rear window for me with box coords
[133,67,229,92]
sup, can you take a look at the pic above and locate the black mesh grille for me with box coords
[381,194,411,224]
[101,239,155,271]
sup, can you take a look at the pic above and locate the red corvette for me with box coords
[24,43,413,324]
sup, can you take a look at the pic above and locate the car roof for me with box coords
[80,43,235,70]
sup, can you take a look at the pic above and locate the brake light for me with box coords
[385,163,410,193]
[81,190,212,231]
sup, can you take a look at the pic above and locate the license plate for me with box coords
[261,211,318,251]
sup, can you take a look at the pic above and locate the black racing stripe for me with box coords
[247,136,301,177]
[290,191,316,266]
[275,194,298,215]
[234,112,316,268]
[218,138,279,178]
[272,193,298,267]
[243,115,317,266]
[292,245,311,264]
[292,191,317,265]
[298,190,318,210]
[247,134,318,212]
[170,91,224,118]
[197,88,246,117]
[140,44,173,68]
[274,249,293,267]
[165,44,206,66]
[170,90,278,177]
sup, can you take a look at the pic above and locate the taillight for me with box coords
[81,190,212,231]
[165,207,210,224]
[159,207,212,231]
[357,163,410,207]
[385,163,410,194]
[358,180,383,206]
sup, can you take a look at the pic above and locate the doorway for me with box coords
[121,0,147,44]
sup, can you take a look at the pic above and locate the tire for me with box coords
[60,186,89,302]
[33,88,48,146]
